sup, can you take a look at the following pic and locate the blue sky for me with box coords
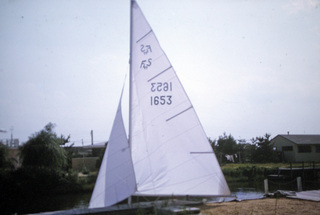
[1,0,319,146]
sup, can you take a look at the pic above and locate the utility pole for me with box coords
[10,126,14,147]
[91,130,93,145]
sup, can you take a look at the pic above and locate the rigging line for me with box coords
[166,106,193,121]
[147,66,172,82]
[136,30,153,43]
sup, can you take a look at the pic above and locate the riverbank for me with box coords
[31,197,319,215]
[199,198,320,215]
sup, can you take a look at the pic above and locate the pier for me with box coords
[267,162,320,180]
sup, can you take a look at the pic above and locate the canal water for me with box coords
[11,179,320,214]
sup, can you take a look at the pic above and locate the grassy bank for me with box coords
[221,163,287,183]
[78,172,97,192]
[221,162,320,185]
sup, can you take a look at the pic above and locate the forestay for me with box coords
[130,0,230,197]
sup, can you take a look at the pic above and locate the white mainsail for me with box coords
[90,0,230,208]
[89,89,136,208]
[130,0,230,197]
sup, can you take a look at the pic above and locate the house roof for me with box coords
[278,135,320,145]
[83,142,106,149]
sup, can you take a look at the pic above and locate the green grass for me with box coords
[221,163,282,182]
[221,163,286,170]
[220,162,320,183]
[221,162,319,170]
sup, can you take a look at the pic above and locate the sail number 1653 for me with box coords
[150,82,173,106]
[151,95,172,105]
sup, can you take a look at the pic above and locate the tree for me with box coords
[215,133,238,163]
[0,142,14,170]
[208,138,216,151]
[19,123,70,170]
[95,142,108,169]
[242,143,257,163]
[216,133,238,155]
[251,133,279,163]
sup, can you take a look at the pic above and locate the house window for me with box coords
[282,146,293,151]
[298,145,311,153]
[316,146,320,153]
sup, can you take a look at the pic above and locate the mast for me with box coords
[128,0,135,205]
[129,0,134,147]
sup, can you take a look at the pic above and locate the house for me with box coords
[68,142,106,171]
[271,134,320,162]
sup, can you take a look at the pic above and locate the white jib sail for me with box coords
[89,89,136,208]
[130,0,230,196]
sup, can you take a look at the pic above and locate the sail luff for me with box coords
[129,0,138,195]
[129,0,134,149]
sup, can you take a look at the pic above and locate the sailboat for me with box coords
[89,0,230,209]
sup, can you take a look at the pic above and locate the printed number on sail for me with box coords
[151,95,172,105]
[151,82,172,92]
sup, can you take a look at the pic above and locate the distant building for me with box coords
[1,138,19,148]
[0,138,21,169]
[67,142,106,171]
[271,134,320,162]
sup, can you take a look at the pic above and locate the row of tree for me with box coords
[1,124,281,171]
[210,132,279,163]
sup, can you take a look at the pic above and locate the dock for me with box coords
[268,162,320,180]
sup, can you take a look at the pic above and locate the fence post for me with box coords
[297,177,302,192]
[128,196,132,207]
[264,179,269,195]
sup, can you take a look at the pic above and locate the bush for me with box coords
[0,167,83,214]
[222,165,278,182]
[19,123,68,170]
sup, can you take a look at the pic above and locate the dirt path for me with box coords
[199,198,320,215]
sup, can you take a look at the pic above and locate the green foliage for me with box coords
[95,142,107,169]
[63,143,75,171]
[0,167,82,214]
[208,138,216,151]
[222,164,278,182]
[216,133,238,155]
[0,142,14,170]
[213,132,280,163]
[19,123,69,170]
[251,133,279,163]
[0,123,98,214]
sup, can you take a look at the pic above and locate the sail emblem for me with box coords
[140,58,152,69]
[140,44,152,55]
